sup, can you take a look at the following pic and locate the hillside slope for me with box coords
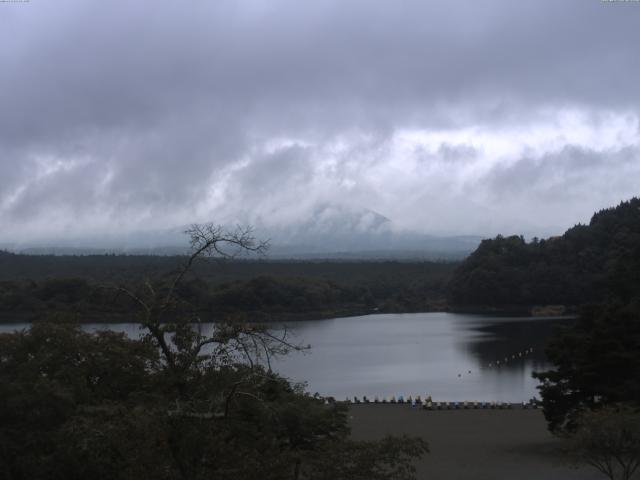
[449,198,640,308]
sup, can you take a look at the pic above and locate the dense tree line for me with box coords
[0,276,368,321]
[0,258,454,321]
[449,198,640,308]
[534,301,640,432]
[0,251,455,285]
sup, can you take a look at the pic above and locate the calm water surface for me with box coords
[272,312,573,402]
[0,312,573,402]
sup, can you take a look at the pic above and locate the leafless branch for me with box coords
[162,223,268,309]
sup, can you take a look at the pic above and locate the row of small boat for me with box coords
[338,396,540,409]
[421,400,539,410]
[345,395,430,404]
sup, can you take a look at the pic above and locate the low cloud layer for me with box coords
[1,0,639,242]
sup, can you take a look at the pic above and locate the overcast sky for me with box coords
[1,0,639,242]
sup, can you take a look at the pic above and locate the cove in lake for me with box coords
[0,312,574,402]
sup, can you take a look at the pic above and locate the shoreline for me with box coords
[0,307,579,324]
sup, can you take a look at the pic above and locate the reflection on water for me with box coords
[0,312,574,402]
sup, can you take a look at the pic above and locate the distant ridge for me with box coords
[449,197,640,308]
[4,202,482,260]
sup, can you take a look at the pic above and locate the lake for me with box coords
[0,312,573,402]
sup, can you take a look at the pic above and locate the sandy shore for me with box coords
[349,405,605,480]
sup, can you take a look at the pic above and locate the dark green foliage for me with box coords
[0,260,455,322]
[0,322,427,480]
[0,322,159,479]
[0,252,455,286]
[533,301,640,433]
[449,197,640,307]
[569,406,640,480]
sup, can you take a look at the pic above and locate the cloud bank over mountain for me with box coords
[1,0,639,242]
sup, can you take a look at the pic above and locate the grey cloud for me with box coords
[221,144,317,222]
[414,143,480,165]
[487,145,640,197]
[483,144,640,230]
[3,0,638,140]
[1,0,639,240]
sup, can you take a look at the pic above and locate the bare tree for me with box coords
[570,405,640,480]
[113,223,304,375]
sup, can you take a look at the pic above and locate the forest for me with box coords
[448,197,640,309]
[0,255,454,322]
